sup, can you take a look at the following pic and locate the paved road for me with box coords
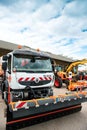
[21,103,87,130]
[0,87,87,130]
[0,92,6,130]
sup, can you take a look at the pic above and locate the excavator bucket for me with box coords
[6,91,87,130]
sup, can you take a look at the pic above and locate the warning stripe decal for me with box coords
[25,77,30,81]
[31,77,35,81]
[18,77,24,82]
[44,77,48,80]
[39,77,43,80]
[16,102,27,109]
[18,76,52,82]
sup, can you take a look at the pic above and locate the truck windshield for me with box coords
[13,55,52,72]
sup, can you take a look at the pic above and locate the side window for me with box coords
[8,56,11,73]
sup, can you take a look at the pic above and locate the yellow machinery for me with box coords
[66,59,87,75]
[54,59,87,88]
[66,59,87,90]
[68,80,87,91]
[54,65,69,88]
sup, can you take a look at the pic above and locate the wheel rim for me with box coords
[54,80,59,87]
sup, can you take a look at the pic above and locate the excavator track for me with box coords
[6,104,81,130]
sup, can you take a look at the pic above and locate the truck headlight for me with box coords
[24,92,28,98]
[12,92,23,98]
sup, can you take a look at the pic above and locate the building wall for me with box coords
[0,40,73,67]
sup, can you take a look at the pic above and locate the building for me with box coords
[0,40,74,66]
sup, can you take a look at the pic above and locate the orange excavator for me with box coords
[54,59,87,89]
[54,65,69,88]
[66,59,87,91]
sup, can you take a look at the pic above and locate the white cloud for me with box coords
[0,0,87,60]
[63,0,87,17]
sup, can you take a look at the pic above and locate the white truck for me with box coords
[1,49,87,130]
[1,49,54,103]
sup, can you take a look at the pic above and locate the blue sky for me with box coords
[0,0,87,59]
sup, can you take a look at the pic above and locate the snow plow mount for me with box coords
[6,91,87,130]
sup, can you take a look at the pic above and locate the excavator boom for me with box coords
[66,59,87,73]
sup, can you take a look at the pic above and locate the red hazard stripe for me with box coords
[40,76,52,80]
[25,77,30,81]
[31,77,35,81]
[44,77,48,80]
[44,76,52,80]
[48,77,52,80]
[16,102,26,109]
[39,77,43,80]
[18,76,52,82]
[18,77,24,82]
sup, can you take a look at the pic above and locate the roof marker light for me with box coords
[18,45,22,49]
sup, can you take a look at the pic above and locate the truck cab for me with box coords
[1,49,54,102]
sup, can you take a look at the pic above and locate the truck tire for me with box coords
[54,76,62,88]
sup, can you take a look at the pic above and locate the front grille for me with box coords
[19,80,51,86]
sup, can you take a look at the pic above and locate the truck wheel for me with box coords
[54,76,62,88]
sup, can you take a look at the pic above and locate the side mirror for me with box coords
[3,55,8,61]
[2,62,7,71]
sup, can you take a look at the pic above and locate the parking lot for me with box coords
[0,87,87,130]
[0,92,6,130]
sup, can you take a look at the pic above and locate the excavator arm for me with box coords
[66,59,87,73]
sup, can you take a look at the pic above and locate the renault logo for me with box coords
[35,78,39,83]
